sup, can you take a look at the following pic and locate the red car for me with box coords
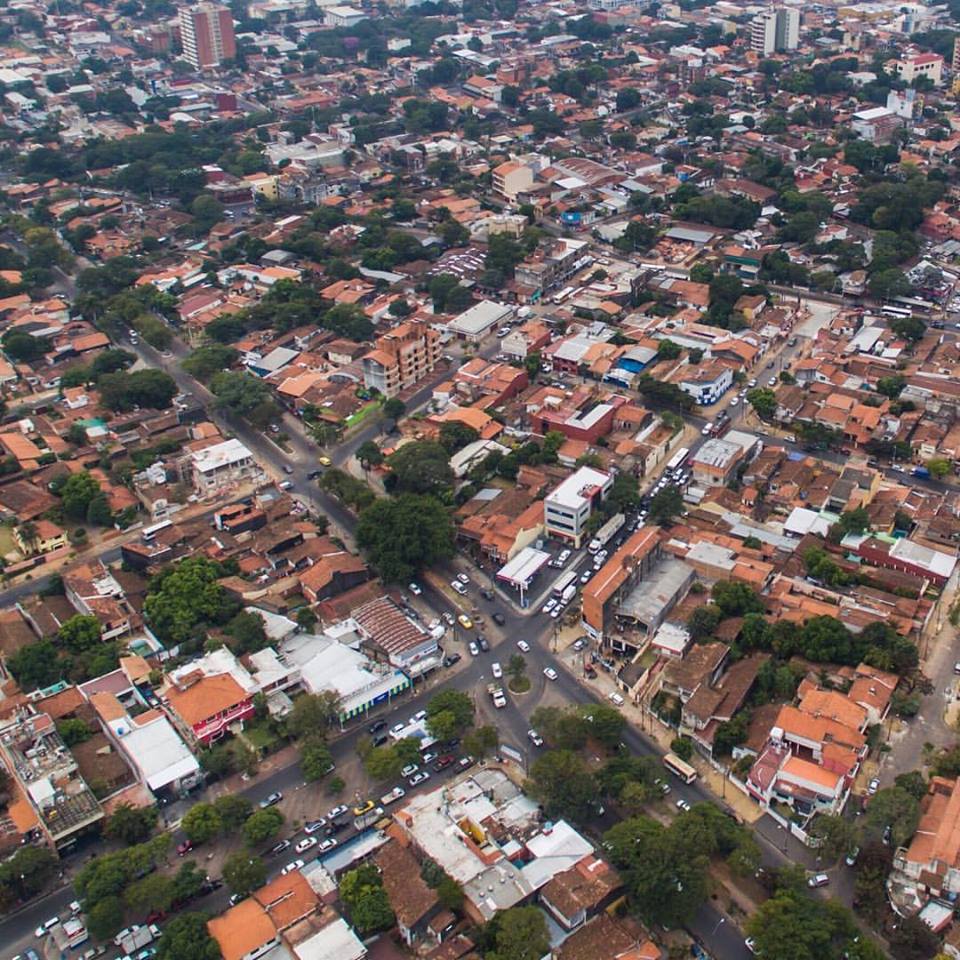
[433,755,455,772]
[176,840,194,856]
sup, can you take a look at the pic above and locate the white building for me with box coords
[190,438,265,496]
[750,7,799,55]
[446,300,513,342]
[678,359,733,405]
[323,4,367,26]
[544,465,613,548]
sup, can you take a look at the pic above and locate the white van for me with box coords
[608,692,625,707]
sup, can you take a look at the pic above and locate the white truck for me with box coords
[587,513,625,554]
[487,682,507,709]
[380,786,406,806]
[120,925,154,955]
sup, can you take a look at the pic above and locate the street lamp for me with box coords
[711,917,726,936]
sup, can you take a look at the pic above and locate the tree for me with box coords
[287,691,341,741]
[603,815,709,927]
[746,888,859,960]
[527,749,599,823]
[876,374,906,399]
[438,421,480,455]
[340,864,395,935]
[125,873,174,917]
[86,494,114,527]
[463,724,499,758]
[0,846,58,907]
[171,861,207,906]
[926,457,950,479]
[225,610,268,655]
[223,852,266,897]
[243,807,283,846]
[156,913,222,960]
[87,896,124,940]
[385,441,454,496]
[356,440,383,471]
[98,369,178,411]
[868,268,910,300]
[59,471,101,522]
[58,614,102,653]
[426,689,474,739]
[191,194,225,231]
[144,556,236,646]
[210,371,275,424]
[863,786,920,848]
[889,914,940,960]
[8,639,63,691]
[182,344,238,380]
[578,703,626,748]
[712,580,764,616]
[747,387,777,420]
[2,329,50,362]
[181,802,222,844]
[213,795,252,834]
[656,339,683,360]
[807,813,856,863]
[648,486,683,526]
[106,803,158,845]
[356,494,454,582]
[487,906,549,960]
[890,316,927,342]
[301,739,334,782]
[687,604,722,642]
[670,736,693,761]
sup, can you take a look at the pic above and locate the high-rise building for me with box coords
[179,4,236,70]
[750,7,799,56]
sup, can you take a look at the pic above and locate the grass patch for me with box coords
[346,403,379,429]
[244,720,281,754]
[508,676,531,694]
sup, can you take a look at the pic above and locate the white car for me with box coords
[729,397,739,407]
[390,722,406,735]
[451,580,467,595]
[768,377,777,387]
[676,799,691,813]
[457,573,470,585]
[543,667,558,681]
[541,598,557,614]
[317,838,338,853]
[281,859,306,875]
[441,612,455,626]
[550,606,563,619]
[491,661,503,679]
[528,729,544,747]
[517,640,530,652]
[701,423,713,436]
[304,818,327,834]
[401,763,419,778]
[295,837,318,854]
[408,582,422,596]
[469,641,479,656]
[113,925,139,947]
[37,917,62,938]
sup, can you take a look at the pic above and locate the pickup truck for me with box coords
[380,786,406,806]
[487,683,506,709]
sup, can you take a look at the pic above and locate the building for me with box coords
[446,300,513,342]
[677,360,733,406]
[895,777,960,898]
[190,438,265,496]
[361,321,441,398]
[544,466,612,548]
[851,106,904,144]
[896,52,943,87]
[163,660,256,748]
[323,4,367,26]
[493,161,534,200]
[750,7,799,55]
[179,4,236,70]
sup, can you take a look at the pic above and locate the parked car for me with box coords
[480,588,495,601]
[443,653,462,667]
[409,771,431,787]
[457,573,470,584]
[845,847,860,867]
[281,859,305,876]
[458,614,473,629]
[676,799,691,813]
[491,661,503,679]
[35,917,61,939]
[352,800,375,817]
[868,777,880,795]
[326,805,348,820]
[543,667,558,681]
[492,612,506,626]
[259,791,283,809]
[468,641,479,656]
[317,838,338,854]
[408,582,422,596]
[745,936,758,954]
[401,764,419,778]
[368,720,387,735]
[268,840,291,857]
[295,837,318,854]
[433,755,455,771]
[541,598,557,614]
[458,756,476,770]
[442,612,455,626]
[807,873,830,888]
[478,636,490,652]
[572,637,588,651]
[451,580,467,595]
[527,729,544,748]
[176,840,194,856]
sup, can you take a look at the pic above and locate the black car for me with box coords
[480,588,495,601]
[478,636,490,652]
[492,612,506,626]
[307,470,322,481]
[325,820,348,836]
[443,653,462,667]
[368,719,387,735]
[372,732,389,747]
[268,839,291,857]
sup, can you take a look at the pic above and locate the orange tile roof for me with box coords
[208,900,276,960]
[165,673,248,727]
[780,754,843,791]
[797,687,867,732]
[253,869,318,930]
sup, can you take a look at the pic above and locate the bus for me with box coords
[891,295,934,316]
[552,286,575,304]
[552,569,578,597]
[881,305,911,320]
[141,520,173,543]
[666,447,690,473]
[663,752,698,784]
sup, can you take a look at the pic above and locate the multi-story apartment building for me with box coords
[361,321,441,398]
[543,466,612,548]
[750,7,799,55]
[179,4,236,70]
